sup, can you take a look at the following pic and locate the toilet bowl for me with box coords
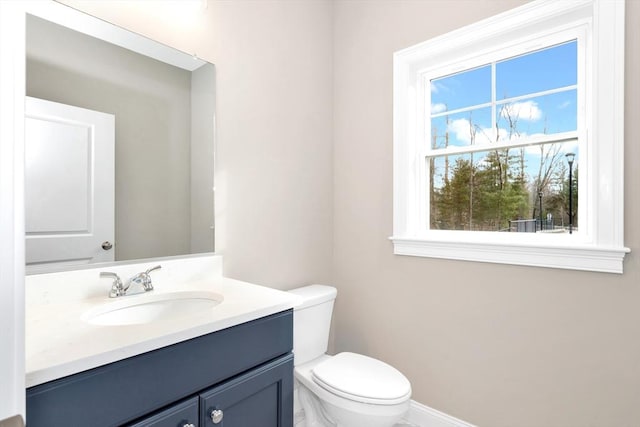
[289,285,411,427]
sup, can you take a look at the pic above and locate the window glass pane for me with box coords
[431,65,491,112]
[430,107,492,149]
[429,143,578,232]
[495,90,577,138]
[496,41,577,99]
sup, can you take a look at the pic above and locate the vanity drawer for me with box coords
[128,397,198,427]
[26,310,293,427]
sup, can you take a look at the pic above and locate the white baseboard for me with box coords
[402,400,476,427]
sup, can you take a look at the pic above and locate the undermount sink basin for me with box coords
[82,290,224,326]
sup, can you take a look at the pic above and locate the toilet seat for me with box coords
[311,352,411,405]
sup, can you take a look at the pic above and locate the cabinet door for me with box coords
[200,354,293,427]
[128,397,199,427]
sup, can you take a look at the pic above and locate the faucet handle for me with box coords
[145,265,162,275]
[100,272,124,298]
[140,265,161,291]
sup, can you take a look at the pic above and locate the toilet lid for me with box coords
[311,352,411,405]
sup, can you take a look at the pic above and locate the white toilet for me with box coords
[289,285,411,427]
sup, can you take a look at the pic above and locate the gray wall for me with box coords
[332,1,640,426]
[56,1,640,426]
[210,0,335,286]
[26,15,193,261]
[191,64,216,254]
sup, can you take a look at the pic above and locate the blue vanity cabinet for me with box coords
[26,310,293,427]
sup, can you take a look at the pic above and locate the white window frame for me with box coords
[392,0,629,273]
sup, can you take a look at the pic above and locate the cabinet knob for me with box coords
[183,424,195,427]
[210,409,224,424]
[101,241,113,250]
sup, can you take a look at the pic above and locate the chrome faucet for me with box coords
[100,265,162,298]
[127,265,161,294]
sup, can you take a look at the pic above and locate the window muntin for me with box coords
[425,39,580,233]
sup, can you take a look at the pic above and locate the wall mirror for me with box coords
[24,2,215,274]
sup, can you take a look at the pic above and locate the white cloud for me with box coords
[499,100,542,122]
[447,118,495,145]
[448,118,473,144]
[431,103,447,114]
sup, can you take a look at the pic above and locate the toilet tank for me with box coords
[288,285,337,366]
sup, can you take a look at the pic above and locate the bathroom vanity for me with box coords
[27,311,293,427]
[25,256,298,427]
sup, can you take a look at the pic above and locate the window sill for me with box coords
[390,236,630,274]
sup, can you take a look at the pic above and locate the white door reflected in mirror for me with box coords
[25,97,115,268]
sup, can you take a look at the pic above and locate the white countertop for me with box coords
[25,255,299,388]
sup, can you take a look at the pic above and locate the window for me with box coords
[429,39,578,233]
[392,0,629,273]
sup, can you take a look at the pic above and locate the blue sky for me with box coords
[429,40,578,185]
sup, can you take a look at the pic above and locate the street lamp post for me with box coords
[538,191,543,231]
[566,153,575,234]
